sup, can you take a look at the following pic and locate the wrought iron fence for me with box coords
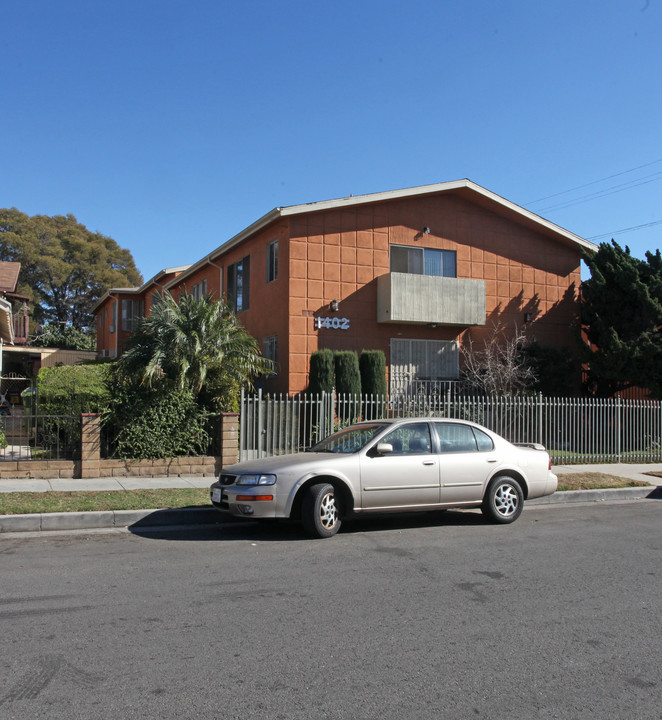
[240,389,662,464]
[0,412,80,461]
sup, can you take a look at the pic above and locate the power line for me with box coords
[588,218,662,242]
[538,172,662,213]
[526,157,662,205]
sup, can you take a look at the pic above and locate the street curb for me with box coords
[1,487,660,533]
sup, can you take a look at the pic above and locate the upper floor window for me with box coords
[267,240,278,283]
[121,298,143,332]
[227,256,250,313]
[191,279,207,301]
[263,335,278,376]
[110,302,117,333]
[390,245,456,278]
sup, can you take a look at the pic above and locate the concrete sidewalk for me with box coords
[1,463,661,535]
[0,475,212,493]
[1,462,661,494]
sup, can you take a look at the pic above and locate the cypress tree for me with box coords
[308,349,335,395]
[359,350,387,396]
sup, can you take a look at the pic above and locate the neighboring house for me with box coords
[0,262,29,344]
[92,179,597,394]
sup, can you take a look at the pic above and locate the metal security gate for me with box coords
[390,338,459,396]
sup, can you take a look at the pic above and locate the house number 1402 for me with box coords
[315,316,350,330]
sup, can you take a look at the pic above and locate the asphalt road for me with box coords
[1,502,661,720]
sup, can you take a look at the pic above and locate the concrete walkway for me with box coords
[0,463,661,494]
[1,464,661,534]
[0,475,212,493]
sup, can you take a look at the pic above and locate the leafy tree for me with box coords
[30,322,96,351]
[115,292,270,410]
[0,208,142,330]
[520,342,577,397]
[581,241,662,397]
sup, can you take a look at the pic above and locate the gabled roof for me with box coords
[0,262,21,293]
[167,179,597,288]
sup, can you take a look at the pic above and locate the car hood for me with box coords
[221,452,355,476]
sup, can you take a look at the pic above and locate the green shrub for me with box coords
[36,364,112,415]
[106,382,210,460]
[0,424,6,450]
[334,351,361,396]
[360,350,387,396]
[308,349,335,395]
[334,351,361,421]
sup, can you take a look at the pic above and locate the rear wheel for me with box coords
[482,476,523,524]
[302,483,341,538]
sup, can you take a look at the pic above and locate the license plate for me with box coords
[212,488,222,503]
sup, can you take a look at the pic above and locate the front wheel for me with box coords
[482,476,523,524]
[302,483,341,538]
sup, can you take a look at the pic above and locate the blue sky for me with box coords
[2,0,661,282]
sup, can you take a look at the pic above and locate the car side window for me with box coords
[381,423,432,454]
[473,428,494,452]
[434,423,478,453]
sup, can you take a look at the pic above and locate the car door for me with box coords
[432,422,499,503]
[359,422,440,510]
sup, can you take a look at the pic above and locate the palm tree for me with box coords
[117,292,270,405]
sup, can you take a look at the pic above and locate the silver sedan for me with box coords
[210,417,557,538]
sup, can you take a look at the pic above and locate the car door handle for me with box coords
[487,458,498,463]
[422,461,436,466]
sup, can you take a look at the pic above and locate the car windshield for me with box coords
[308,423,387,454]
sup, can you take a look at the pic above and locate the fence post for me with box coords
[79,413,100,479]
[219,412,239,468]
[538,392,544,446]
[616,396,621,463]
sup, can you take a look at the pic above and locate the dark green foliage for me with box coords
[0,208,142,329]
[308,349,335,395]
[521,342,577,397]
[107,381,210,460]
[334,351,361,396]
[30,322,96,351]
[334,351,361,422]
[36,364,111,415]
[116,292,269,411]
[359,350,387,396]
[582,241,662,397]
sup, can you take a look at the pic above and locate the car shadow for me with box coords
[127,507,486,542]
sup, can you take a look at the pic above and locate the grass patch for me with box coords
[0,488,210,515]
[556,472,652,492]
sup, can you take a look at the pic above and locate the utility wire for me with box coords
[526,157,662,205]
[588,218,662,242]
[538,172,662,213]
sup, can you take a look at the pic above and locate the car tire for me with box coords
[302,482,341,538]
[482,476,523,524]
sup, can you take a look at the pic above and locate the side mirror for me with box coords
[376,442,394,455]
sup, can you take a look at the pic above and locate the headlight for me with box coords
[235,474,277,486]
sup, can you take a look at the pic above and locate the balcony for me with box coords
[377,272,486,326]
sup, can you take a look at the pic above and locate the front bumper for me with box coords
[210,480,280,519]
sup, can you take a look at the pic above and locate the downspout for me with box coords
[207,257,224,298]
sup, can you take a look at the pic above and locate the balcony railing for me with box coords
[377,272,486,326]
